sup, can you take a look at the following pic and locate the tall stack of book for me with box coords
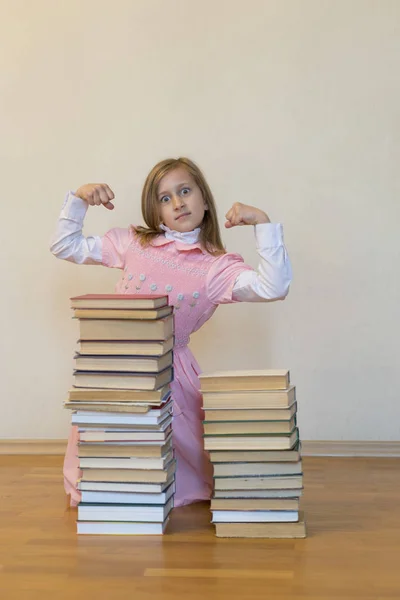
[200,369,306,538]
[64,294,175,535]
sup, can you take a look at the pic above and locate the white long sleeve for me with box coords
[232,223,292,302]
[49,192,102,264]
[50,192,292,302]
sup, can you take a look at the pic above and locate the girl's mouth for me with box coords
[175,213,191,221]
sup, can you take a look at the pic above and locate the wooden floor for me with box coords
[1,456,400,599]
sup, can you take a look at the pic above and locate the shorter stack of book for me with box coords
[65,293,176,535]
[200,369,306,538]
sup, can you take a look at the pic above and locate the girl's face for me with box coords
[157,167,208,232]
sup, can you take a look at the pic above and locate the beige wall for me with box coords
[1,0,399,440]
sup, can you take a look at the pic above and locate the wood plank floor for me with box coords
[1,455,400,599]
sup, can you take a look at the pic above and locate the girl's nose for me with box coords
[172,195,184,210]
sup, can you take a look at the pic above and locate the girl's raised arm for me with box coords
[50,184,114,265]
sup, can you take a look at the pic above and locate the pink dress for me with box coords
[64,227,253,507]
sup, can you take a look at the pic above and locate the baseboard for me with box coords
[0,440,66,455]
[1,439,400,457]
[301,441,400,457]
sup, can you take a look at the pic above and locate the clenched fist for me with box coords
[75,183,115,211]
[225,202,270,228]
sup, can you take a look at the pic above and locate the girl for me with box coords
[50,157,292,508]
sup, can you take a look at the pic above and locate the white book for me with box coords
[70,398,171,416]
[199,369,290,392]
[79,433,172,449]
[80,483,175,505]
[77,337,174,357]
[78,478,174,494]
[204,430,298,451]
[78,430,171,442]
[214,475,303,491]
[78,416,172,442]
[213,461,303,478]
[72,406,172,426]
[77,518,170,535]
[199,369,289,380]
[73,351,172,374]
[213,488,303,499]
[211,510,299,523]
[79,451,174,470]
[78,497,174,522]
[79,433,171,443]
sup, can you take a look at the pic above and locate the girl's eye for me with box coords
[160,196,170,203]
[180,188,190,196]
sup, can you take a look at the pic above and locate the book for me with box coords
[213,488,303,499]
[68,385,170,404]
[71,294,169,310]
[214,475,303,491]
[77,337,174,357]
[76,518,170,535]
[79,426,172,442]
[78,437,173,459]
[73,306,173,320]
[204,429,299,451]
[202,386,296,409]
[209,445,301,463]
[80,482,176,505]
[199,369,290,392]
[213,461,303,478]
[81,459,176,483]
[78,315,174,341]
[210,497,300,511]
[79,451,174,470]
[76,413,172,430]
[203,403,297,422]
[73,351,173,373]
[71,403,172,426]
[78,496,174,522]
[214,517,306,538]
[65,402,156,413]
[203,417,296,436]
[78,478,174,494]
[73,367,173,390]
[211,510,299,523]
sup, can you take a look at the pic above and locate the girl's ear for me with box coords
[204,201,209,210]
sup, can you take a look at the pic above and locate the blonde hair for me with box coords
[133,157,226,256]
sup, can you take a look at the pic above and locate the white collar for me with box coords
[159,223,201,245]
